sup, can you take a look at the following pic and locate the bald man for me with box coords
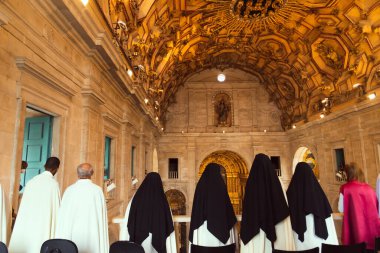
[55,163,109,253]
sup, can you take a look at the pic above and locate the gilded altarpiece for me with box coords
[198,151,248,214]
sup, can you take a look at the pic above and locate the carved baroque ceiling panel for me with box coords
[106,0,380,129]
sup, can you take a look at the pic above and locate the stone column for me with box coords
[187,143,196,215]
[81,88,105,186]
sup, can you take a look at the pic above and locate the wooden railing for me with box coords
[169,171,179,179]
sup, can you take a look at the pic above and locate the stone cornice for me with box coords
[15,57,77,97]
[81,89,106,106]
[0,10,9,26]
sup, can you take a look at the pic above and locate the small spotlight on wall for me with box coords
[81,0,89,6]
[155,116,159,121]
[320,113,325,119]
[127,69,133,77]
[263,129,267,133]
[161,127,164,131]
[352,83,361,89]
[367,92,376,100]
[292,124,296,129]
[144,98,149,104]
[217,73,226,82]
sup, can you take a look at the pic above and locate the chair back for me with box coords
[190,244,235,253]
[322,243,366,253]
[273,247,319,253]
[40,239,78,253]
[0,242,7,253]
[375,237,380,253]
[110,241,145,253]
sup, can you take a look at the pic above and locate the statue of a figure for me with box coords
[217,99,229,125]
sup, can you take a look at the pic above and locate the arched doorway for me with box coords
[292,147,319,179]
[199,150,248,214]
[165,190,186,253]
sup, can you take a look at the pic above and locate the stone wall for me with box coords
[161,70,291,212]
[160,69,380,216]
[165,69,283,133]
[288,101,380,211]
[0,0,157,243]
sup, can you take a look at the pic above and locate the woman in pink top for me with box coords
[338,163,380,249]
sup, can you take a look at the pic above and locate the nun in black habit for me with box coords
[120,172,177,253]
[286,162,338,251]
[189,163,237,247]
[240,153,294,253]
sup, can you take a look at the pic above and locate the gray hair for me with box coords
[77,163,93,178]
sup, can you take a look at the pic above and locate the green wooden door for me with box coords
[20,116,52,190]
[104,137,111,180]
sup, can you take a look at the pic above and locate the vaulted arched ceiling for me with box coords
[105,0,380,129]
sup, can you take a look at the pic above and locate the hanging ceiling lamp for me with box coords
[217,73,226,82]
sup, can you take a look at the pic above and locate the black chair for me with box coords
[273,247,319,253]
[40,239,78,253]
[322,242,366,253]
[190,244,235,253]
[110,241,145,253]
[374,237,380,253]
[0,242,7,253]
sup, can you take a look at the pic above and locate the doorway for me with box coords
[20,107,53,191]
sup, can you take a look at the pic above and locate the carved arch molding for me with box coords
[199,150,248,214]
[106,0,380,129]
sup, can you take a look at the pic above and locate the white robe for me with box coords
[292,214,338,252]
[190,221,236,250]
[55,179,109,253]
[120,196,177,253]
[240,216,295,253]
[0,184,6,244]
[241,179,294,253]
[9,171,60,253]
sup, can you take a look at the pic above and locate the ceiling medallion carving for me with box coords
[230,0,286,20]
[204,0,307,34]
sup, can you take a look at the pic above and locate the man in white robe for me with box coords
[9,157,61,253]
[0,183,6,244]
[55,163,109,253]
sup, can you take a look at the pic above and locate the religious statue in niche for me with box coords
[214,93,232,127]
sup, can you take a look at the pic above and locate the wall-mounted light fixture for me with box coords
[367,92,376,100]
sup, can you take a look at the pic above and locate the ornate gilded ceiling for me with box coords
[106,0,380,129]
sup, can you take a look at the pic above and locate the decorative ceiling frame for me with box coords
[105,0,380,130]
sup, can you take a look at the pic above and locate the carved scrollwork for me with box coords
[315,40,343,70]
